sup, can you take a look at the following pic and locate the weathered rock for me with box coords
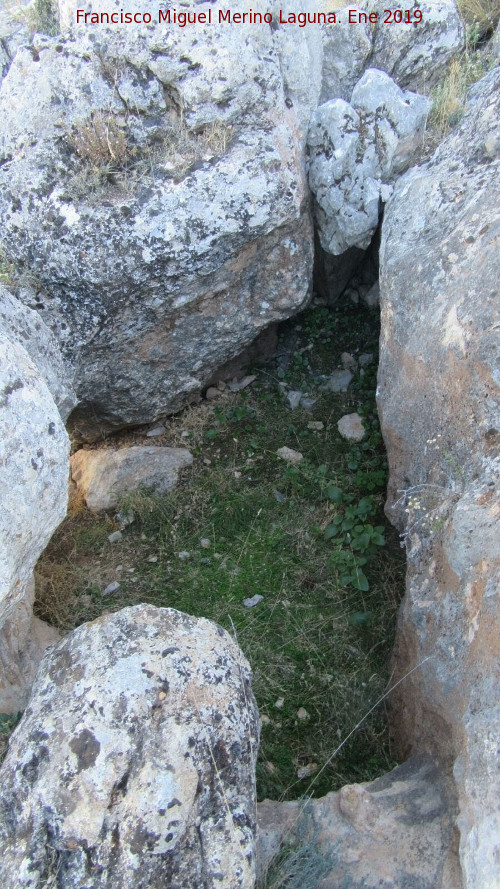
[0,4,313,439]
[377,68,500,889]
[0,286,76,421]
[337,412,365,441]
[0,604,259,889]
[308,69,431,255]
[277,446,303,464]
[0,0,30,80]
[257,756,461,888]
[322,369,353,392]
[0,328,68,712]
[71,446,193,511]
[490,18,500,60]
[364,0,464,90]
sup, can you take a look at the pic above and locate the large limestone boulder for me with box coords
[307,69,431,256]
[0,605,260,889]
[377,68,500,889]
[0,2,313,439]
[71,445,193,510]
[0,313,69,712]
[257,756,460,888]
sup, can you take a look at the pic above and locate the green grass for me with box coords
[34,301,405,800]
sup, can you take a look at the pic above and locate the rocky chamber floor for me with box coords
[32,298,405,801]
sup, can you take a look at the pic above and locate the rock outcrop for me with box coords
[0,296,69,712]
[0,605,260,889]
[0,2,314,439]
[257,756,461,888]
[0,286,76,421]
[377,67,500,889]
[365,0,464,90]
[71,445,193,510]
[307,69,431,256]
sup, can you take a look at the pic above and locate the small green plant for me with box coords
[0,250,15,288]
[429,27,492,135]
[24,0,59,34]
[0,712,21,762]
[457,0,500,35]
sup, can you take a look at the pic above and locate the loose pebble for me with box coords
[178,551,190,560]
[108,531,122,543]
[277,446,303,464]
[146,425,165,437]
[243,594,264,608]
[297,763,319,779]
[103,581,120,596]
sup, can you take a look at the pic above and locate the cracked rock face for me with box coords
[377,68,500,889]
[0,293,69,711]
[307,69,431,256]
[0,605,260,889]
[365,0,464,91]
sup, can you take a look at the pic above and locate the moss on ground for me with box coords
[34,300,405,800]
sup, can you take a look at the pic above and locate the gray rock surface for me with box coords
[0,286,76,420]
[0,605,260,889]
[71,446,193,510]
[0,325,68,712]
[365,0,464,90]
[308,69,431,255]
[0,0,30,80]
[257,756,461,888]
[0,4,313,438]
[337,412,365,441]
[377,67,500,889]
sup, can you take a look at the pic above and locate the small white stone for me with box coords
[146,425,165,437]
[287,390,302,410]
[274,697,285,709]
[297,707,310,721]
[243,594,264,608]
[147,555,158,563]
[108,531,122,543]
[200,538,211,549]
[103,581,120,596]
[277,446,303,464]
[322,369,353,392]
[337,412,365,442]
[297,763,319,779]
[307,421,324,431]
[178,551,190,561]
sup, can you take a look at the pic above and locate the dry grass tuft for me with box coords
[67,111,128,169]
[458,0,500,34]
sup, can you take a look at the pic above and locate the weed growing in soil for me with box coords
[34,301,405,800]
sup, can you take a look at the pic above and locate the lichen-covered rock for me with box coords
[70,445,193,511]
[0,605,260,889]
[0,327,69,712]
[364,0,464,90]
[257,756,461,888]
[377,68,500,889]
[0,0,30,80]
[0,286,76,420]
[307,69,430,256]
[0,2,313,439]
